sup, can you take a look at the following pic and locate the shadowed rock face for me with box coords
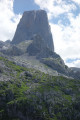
[27,34,59,59]
[12,10,54,51]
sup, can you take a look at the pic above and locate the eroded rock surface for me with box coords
[12,10,54,51]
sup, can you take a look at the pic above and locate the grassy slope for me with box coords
[0,56,80,120]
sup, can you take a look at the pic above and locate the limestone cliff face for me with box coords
[12,10,54,52]
[27,34,59,59]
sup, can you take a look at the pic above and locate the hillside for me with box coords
[0,56,80,120]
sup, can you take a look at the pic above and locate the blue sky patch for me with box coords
[50,13,70,26]
[13,0,40,14]
[66,58,80,63]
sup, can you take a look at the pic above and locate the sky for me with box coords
[0,0,80,68]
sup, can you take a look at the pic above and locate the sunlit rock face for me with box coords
[12,10,54,52]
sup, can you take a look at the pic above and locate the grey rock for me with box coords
[12,10,54,52]
[27,34,59,59]
[70,67,80,72]
[69,69,80,80]
[4,40,11,44]
[0,41,4,49]
[41,57,69,75]
[27,34,47,56]
[1,45,23,56]
[27,34,68,75]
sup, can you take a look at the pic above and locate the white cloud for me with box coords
[34,0,80,67]
[66,59,80,68]
[0,0,21,41]
[34,0,76,18]
[71,0,80,4]
[50,14,80,66]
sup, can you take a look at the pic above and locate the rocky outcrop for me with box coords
[27,34,69,75]
[0,41,4,49]
[41,57,69,75]
[1,45,23,56]
[27,34,58,59]
[27,34,46,56]
[69,68,80,80]
[0,40,11,51]
[12,10,54,52]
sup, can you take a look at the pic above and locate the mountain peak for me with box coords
[12,10,54,52]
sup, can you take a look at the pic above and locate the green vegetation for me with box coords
[0,56,80,120]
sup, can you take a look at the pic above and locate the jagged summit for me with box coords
[12,10,54,52]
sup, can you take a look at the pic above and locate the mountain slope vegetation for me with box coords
[0,56,80,120]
